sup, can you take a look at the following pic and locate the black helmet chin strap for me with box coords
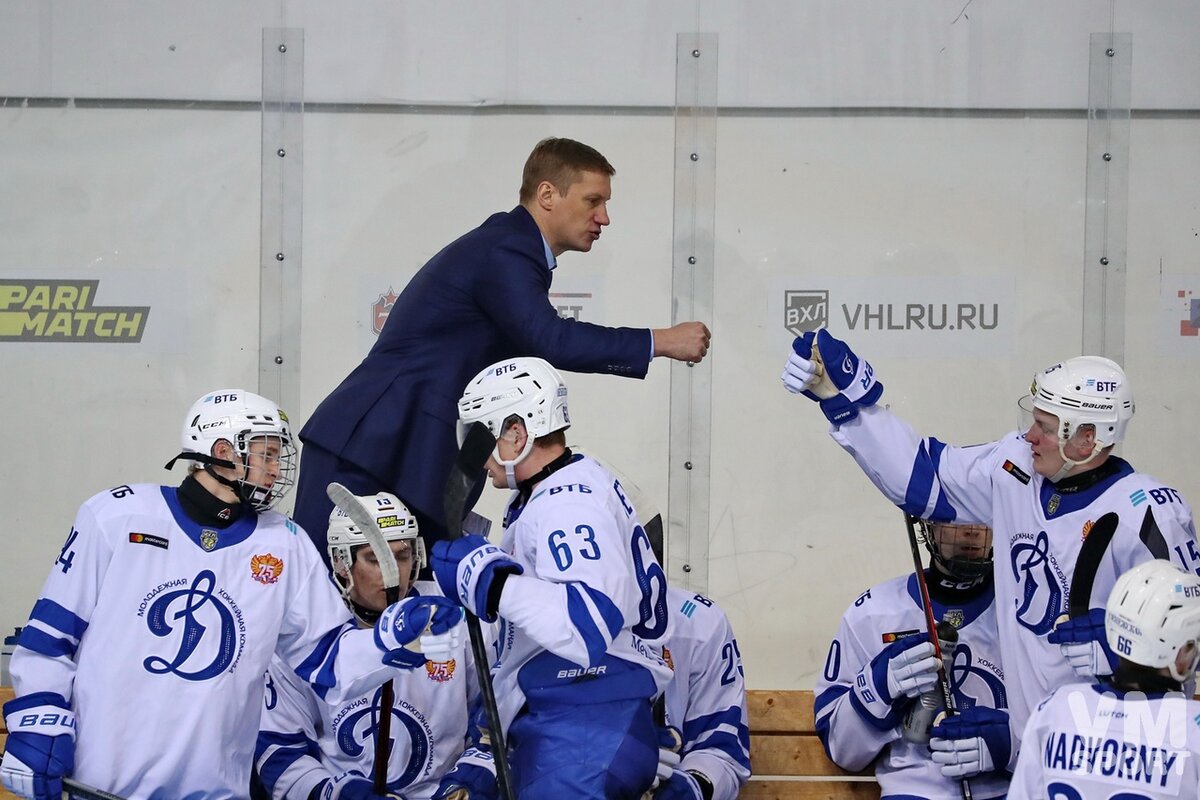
[165,451,255,506]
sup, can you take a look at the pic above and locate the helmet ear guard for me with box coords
[1105,559,1200,682]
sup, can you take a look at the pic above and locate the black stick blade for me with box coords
[443,421,496,540]
[1070,511,1120,619]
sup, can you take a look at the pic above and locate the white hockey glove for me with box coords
[849,636,939,729]
[374,595,464,669]
[929,707,1012,778]
[2,694,75,800]
[780,329,883,425]
[1049,610,1117,679]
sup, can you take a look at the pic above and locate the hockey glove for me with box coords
[1,693,75,800]
[433,747,498,800]
[1048,609,1117,679]
[781,329,882,425]
[849,636,939,730]
[654,725,683,783]
[431,535,523,622]
[654,768,710,800]
[315,771,405,800]
[374,595,464,669]
[929,706,1011,778]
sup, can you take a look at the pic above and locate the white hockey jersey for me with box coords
[10,484,393,800]
[492,454,672,731]
[813,572,1009,800]
[660,587,751,800]
[1009,682,1200,799]
[255,581,479,800]
[829,406,1198,750]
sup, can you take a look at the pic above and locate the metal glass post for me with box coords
[260,28,304,410]
[667,33,717,592]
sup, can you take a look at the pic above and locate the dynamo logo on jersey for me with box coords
[335,688,432,788]
[140,570,246,681]
[947,643,1007,711]
[1010,531,1067,635]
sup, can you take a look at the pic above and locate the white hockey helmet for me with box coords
[1025,356,1134,448]
[172,389,297,512]
[1105,559,1200,682]
[327,492,423,608]
[458,357,570,487]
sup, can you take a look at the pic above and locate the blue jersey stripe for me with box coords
[254,730,319,792]
[295,623,349,698]
[580,583,624,640]
[16,626,77,659]
[565,584,610,666]
[29,599,88,640]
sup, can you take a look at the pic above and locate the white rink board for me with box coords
[2,64,1199,691]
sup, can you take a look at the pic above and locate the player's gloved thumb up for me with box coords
[850,636,939,730]
[780,329,882,425]
[1048,609,1117,679]
[374,595,464,669]
[317,770,406,800]
[1,693,75,800]
[433,746,498,800]
[431,534,524,623]
[929,707,1012,778]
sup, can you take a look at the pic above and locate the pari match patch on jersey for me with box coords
[129,532,169,550]
[880,629,922,644]
[1001,460,1031,485]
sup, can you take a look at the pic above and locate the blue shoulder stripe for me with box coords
[580,584,623,640]
[683,707,750,768]
[295,623,350,699]
[16,626,77,660]
[4,691,70,715]
[903,438,956,520]
[813,685,851,754]
[29,599,88,640]
[565,584,612,666]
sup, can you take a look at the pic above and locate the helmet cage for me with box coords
[178,390,296,512]
[1105,559,1200,682]
[327,492,423,611]
[918,520,993,582]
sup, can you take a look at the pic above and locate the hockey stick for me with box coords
[1069,512,1120,619]
[904,513,972,800]
[64,778,127,800]
[325,482,403,795]
[444,421,516,800]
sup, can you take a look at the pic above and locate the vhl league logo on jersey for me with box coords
[199,529,219,551]
[784,290,829,336]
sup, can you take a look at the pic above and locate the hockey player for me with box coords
[814,521,1010,799]
[653,585,751,800]
[782,331,1198,754]
[256,492,489,800]
[1008,559,1200,798]
[0,390,461,800]
[428,357,673,798]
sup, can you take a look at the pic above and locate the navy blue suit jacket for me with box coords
[300,205,651,535]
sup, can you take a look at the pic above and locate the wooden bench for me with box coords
[744,689,879,799]
[0,687,875,799]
